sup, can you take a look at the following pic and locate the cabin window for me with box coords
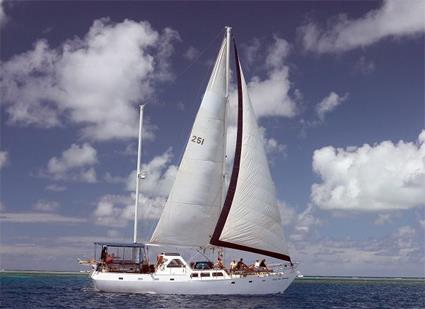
[191,273,199,278]
[200,272,210,277]
[212,272,224,277]
[167,259,184,268]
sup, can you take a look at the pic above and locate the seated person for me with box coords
[259,259,269,271]
[250,259,260,271]
[229,260,237,271]
[105,254,113,264]
[214,257,224,269]
[236,258,248,271]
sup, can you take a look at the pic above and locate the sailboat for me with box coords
[89,27,297,295]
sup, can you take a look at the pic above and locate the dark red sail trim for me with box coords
[212,239,292,263]
[209,39,292,263]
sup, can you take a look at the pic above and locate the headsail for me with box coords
[210,42,291,262]
[150,37,228,247]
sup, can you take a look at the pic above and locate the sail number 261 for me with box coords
[191,135,205,145]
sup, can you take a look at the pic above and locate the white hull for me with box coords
[91,270,296,295]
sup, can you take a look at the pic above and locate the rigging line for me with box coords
[174,28,224,80]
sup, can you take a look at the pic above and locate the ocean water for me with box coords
[0,273,424,309]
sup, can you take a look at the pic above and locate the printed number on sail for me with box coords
[191,136,205,145]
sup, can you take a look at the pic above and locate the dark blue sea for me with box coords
[1,273,424,309]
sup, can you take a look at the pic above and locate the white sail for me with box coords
[211,53,290,261]
[150,38,227,247]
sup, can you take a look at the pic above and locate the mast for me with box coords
[218,26,231,262]
[133,105,144,244]
[222,26,231,205]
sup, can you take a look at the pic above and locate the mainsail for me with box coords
[150,37,227,247]
[210,43,291,262]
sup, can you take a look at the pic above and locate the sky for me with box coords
[0,0,424,277]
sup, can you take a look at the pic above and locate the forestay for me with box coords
[150,38,227,247]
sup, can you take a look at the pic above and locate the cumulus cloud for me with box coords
[44,143,97,182]
[0,151,8,170]
[232,35,299,119]
[265,35,291,69]
[1,18,179,141]
[316,91,348,121]
[264,137,287,156]
[126,148,177,196]
[32,200,60,212]
[93,194,165,228]
[311,131,425,211]
[299,0,425,53]
[95,149,177,229]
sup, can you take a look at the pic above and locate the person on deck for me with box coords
[259,259,269,271]
[101,246,108,262]
[236,258,248,271]
[253,259,260,270]
[214,257,224,269]
[229,260,237,271]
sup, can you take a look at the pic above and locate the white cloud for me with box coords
[33,200,59,212]
[1,18,179,141]
[264,137,287,156]
[93,194,165,228]
[300,0,425,53]
[231,35,299,119]
[126,148,177,197]
[246,69,298,118]
[290,204,322,241]
[265,35,291,69]
[45,143,97,182]
[311,131,425,211]
[183,46,200,61]
[0,150,8,170]
[291,223,423,276]
[0,212,86,224]
[316,91,348,121]
[95,149,177,228]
